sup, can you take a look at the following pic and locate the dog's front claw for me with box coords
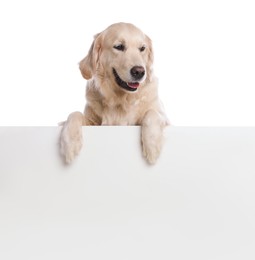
[59,112,83,164]
[60,124,83,164]
[141,110,167,165]
[142,138,162,165]
[141,125,163,165]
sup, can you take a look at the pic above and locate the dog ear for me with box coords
[79,33,102,79]
[145,35,154,82]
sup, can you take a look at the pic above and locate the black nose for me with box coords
[130,66,145,80]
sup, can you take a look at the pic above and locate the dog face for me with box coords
[79,23,154,93]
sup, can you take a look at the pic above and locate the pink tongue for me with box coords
[128,82,139,89]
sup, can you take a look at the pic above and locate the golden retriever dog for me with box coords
[60,22,169,164]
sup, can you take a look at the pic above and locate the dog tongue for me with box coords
[128,82,139,89]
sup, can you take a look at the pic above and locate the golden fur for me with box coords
[60,23,169,164]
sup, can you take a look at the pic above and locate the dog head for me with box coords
[79,23,154,93]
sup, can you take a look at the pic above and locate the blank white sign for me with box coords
[0,127,255,259]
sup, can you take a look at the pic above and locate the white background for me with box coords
[0,0,254,126]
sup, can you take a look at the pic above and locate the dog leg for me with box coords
[141,110,166,164]
[59,111,84,164]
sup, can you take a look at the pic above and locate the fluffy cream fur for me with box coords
[60,22,169,164]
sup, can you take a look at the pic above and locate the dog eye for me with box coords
[139,46,146,52]
[113,44,125,51]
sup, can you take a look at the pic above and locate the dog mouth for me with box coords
[112,68,140,92]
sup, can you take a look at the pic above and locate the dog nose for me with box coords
[130,66,145,80]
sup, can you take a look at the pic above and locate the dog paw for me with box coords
[142,139,162,165]
[141,126,163,165]
[60,122,83,164]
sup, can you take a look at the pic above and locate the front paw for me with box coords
[60,122,83,164]
[141,126,163,165]
[142,140,162,165]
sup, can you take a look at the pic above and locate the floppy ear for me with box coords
[145,35,154,82]
[79,33,102,79]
